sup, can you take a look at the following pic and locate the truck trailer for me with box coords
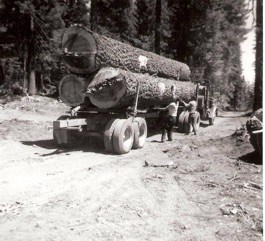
[53,25,209,154]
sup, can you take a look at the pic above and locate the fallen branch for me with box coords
[248,181,263,190]
[240,182,263,191]
[227,172,239,182]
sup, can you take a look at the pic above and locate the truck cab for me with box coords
[196,81,218,120]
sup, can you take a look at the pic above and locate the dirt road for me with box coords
[0,97,262,240]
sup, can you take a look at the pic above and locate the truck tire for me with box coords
[200,109,207,120]
[192,111,201,133]
[183,113,192,134]
[113,119,134,154]
[249,133,262,157]
[178,111,189,132]
[209,117,214,125]
[216,108,219,117]
[184,111,200,134]
[146,118,158,130]
[104,118,120,152]
[132,118,147,149]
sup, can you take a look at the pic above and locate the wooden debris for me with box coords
[248,181,263,190]
[145,159,174,167]
[227,172,240,182]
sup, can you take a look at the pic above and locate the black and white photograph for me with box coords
[0,0,263,240]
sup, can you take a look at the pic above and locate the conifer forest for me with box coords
[0,0,262,110]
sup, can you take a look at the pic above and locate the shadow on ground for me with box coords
[239,151,263,165]
[21,137,108,156]
[22,139,56,150]
[200,122,209,128]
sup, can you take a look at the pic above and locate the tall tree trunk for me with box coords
[90,0,97,31]
[253,0,263,110]
[36,71,42,92]
[0,60,5,86]
[23,49,28,93]
[181,0,191,62]
[28,14,36,95]
[29,70,36,95]
[155,0,161,54]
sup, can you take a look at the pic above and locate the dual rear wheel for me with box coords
[178,111,200,134]
[104,117,147,154]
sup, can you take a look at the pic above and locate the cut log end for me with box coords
[86,68,127,109]
[61,26,98,74]
[59,74,86,107]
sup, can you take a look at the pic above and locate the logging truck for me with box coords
[196,81,218,125]
[53,25,208,154]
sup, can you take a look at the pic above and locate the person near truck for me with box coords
[207,98,217,125]
[157,99,180,142]
[180,99,199,135]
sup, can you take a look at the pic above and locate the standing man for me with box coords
[157,99,180,142]
[207,98,218,125]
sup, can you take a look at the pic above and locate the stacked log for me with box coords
[59,74,87,107]
[61,25,190,81]
[86,68,196,109]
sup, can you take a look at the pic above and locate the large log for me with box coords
[59,74,87,107]
[86,67,196,109]
[61,25,191,81]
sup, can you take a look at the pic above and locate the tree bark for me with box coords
[23,53,28,92]
[29,70,36,95]
[85,67,196,109]
[90,0,98,31]
[0,60,6,86]
[28,14,36,96]
[61,25,191,81]
[253,0,263,110]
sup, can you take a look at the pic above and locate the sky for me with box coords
[240,6,256,84]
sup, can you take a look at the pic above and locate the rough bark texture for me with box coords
[253,0,263,111]
[62,25,190,81]
[86,67,196,109]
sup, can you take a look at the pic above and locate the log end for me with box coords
[61,25,98,74]
[59,74,86,107]
[86,68,127,109]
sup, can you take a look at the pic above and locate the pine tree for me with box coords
[95,0,136,44]
[134,0,154,51]
[0,0,89,95]
[155,0,161,54]
[253,0,263,110]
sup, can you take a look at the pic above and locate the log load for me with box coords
[85,67,196,109]
[61,25,191,81]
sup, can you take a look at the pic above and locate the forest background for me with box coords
[0,0,262,111]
